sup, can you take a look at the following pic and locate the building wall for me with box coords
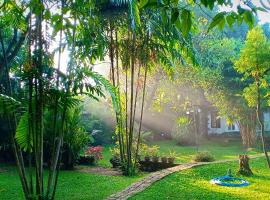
[264,112,270,131]
[208,111,270,135]
[208,114,239,134]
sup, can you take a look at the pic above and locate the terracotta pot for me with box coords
[152,156,159,163]
[168,157,175,165]
[161,157,168,163]
[144,156,151,162]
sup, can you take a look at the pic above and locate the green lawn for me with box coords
[0,140,266,200]
[0,164,144,200]
[130,157,270,200]
[148,139,261,163]
[99,144,114,167]
[100,139,262,167]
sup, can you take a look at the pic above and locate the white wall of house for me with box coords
[208,111,270,135]
[207,114,239,134]
[264,112,270,131]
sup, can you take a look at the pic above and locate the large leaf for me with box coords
[0,94,22,116]
[15,112,32,152]
[208,11,226,32]
[86,71,119,112]
[181,9,192,37]
[129,0,141,30]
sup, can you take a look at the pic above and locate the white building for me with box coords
[208,112,270,135]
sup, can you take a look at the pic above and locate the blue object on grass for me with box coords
[210,169,249,187]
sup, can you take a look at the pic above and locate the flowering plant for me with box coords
[85,146,103,161]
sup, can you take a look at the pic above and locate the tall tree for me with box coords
[234,26,270,168]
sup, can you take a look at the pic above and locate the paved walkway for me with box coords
[106,154,264,200]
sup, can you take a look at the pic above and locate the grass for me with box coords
[148,139,261,163]
[0,164,144,200]
[0,139,266,199]
[99,144,113,167]
[99,139,261,167]
[130,157,270,200]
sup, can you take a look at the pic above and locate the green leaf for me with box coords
[237,15,243,25]
[208,0,215,10]
[181,9,192,36]
[161,9,167,24]
[171,9,179,24]
[129,0,141,30]
[218,17,225,30]
[139,0,149,8]
[0,94,22,116]
[15,113,32,152]
[226,14,235,28]
[200,0,208,7]
[243,11,254,28]
[256,7,267,12]
[208,11,226,31]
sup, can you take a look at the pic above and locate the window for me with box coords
[228,123,235,131]
[211,112,221,128]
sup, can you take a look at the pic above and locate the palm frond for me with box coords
[86,70,119,112]
[110,0,129,6]
[0,94,22,116]
[129,0,140,30]
[15,112,32,152]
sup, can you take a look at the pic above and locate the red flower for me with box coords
[85,146,103,160]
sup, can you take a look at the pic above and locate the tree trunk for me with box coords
[256,80,270,168]
[237,112,256,148]
[238,154,253,176]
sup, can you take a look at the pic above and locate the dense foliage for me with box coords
[0,0,267,199]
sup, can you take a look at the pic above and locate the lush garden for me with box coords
[1,0,270,200]
[0,140,268,199]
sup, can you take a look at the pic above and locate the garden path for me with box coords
[106,154,264,200]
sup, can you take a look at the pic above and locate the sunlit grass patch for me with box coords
[131,158,270,200]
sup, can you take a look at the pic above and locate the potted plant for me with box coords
[144,155,151,162]
[152,155,159,163]
[140,144,157,162]
[110,155,121,168]
[148,145,159,163]
[161,156,168,163]
[168,151,176,165]
[109,146,122,168]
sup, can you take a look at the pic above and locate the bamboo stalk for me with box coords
[127,31,136,174]
[46,1,64,196]
[0,28,30,199]
[135,64,148,164]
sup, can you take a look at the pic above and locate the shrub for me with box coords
[85,146,103,161]
[140,144,159,157]
[171,116,195,145]
[193,151,215,162]
[110,155,121,168]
